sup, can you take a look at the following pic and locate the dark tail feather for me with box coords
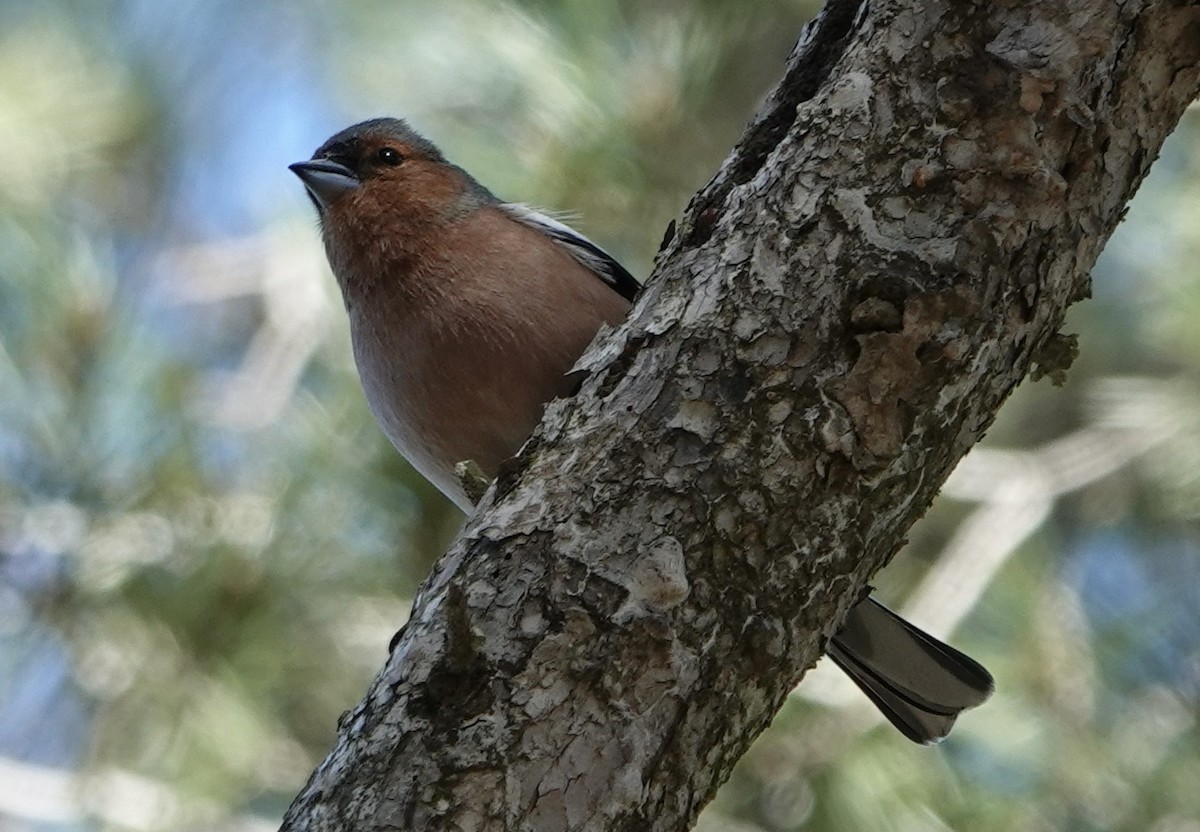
[827,597,994,744]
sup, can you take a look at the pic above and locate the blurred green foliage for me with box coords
[1,1,1198,830]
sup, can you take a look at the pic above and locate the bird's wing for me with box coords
[499,204,641,303]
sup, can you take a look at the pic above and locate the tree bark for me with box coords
[282,1,1200,829]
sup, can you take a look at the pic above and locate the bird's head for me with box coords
[290,118,494,297]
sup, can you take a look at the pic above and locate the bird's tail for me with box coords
[827,597,994,744]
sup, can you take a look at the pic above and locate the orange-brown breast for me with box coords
[343,204,631,510]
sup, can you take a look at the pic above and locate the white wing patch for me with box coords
[499,203,641,302]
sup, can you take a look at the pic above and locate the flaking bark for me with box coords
[282,1,1200,829]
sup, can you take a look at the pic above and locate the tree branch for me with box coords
[282,1,1200,829]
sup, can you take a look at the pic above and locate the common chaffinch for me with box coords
[290,117,992,743]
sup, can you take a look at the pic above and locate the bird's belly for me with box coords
[350,323,548,512]
[352,348,466,510]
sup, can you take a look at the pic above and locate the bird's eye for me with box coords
[377,147,403,166]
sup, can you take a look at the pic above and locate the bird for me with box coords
[290,117,993,744]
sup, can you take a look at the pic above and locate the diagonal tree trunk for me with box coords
[282,1,1200,829]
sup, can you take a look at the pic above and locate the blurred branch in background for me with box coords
[157,225,332,430]
[797,377,1189,728]
[0,754,274,832]
[1,0,1198,830]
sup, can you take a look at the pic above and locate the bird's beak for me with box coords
[289,159,360,212]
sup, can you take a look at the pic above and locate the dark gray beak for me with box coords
[289,159,360,212]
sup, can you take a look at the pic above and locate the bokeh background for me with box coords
[2,1,1199,830]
